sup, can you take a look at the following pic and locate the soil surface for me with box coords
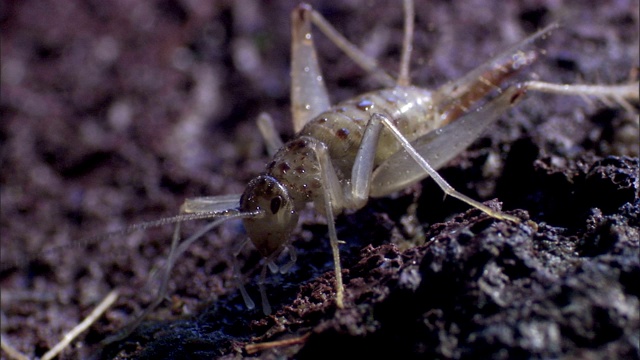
[1,1,638,359]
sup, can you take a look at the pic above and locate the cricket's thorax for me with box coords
[265,136,324,210]
[302,86,438,174]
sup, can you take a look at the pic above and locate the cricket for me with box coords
[106,0,638,340]
[1,0,637,358]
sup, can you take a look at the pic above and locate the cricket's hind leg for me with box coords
[298,0,416,87]
[368,78,638,214]
[290,0,417,132]
[351,90,526,225]
[522,81,639,114]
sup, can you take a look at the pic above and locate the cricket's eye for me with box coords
[270,196,282,214]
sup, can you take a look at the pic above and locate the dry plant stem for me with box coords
[41,290,119,360]
[1,336,30,360]
[245,332,311,355]
[0,290,118,360]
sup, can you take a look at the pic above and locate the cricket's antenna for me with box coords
[0,210,252,272]
[101,208,263,345]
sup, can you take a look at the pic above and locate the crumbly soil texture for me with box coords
[1,1,638,359]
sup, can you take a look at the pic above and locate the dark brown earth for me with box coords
[1,1,638,359]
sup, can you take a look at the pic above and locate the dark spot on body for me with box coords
[287,139,307,151]
[336,128,350,139]
[357,99,374,111]
[278,162,291,173]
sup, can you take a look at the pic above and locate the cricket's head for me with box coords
[240,174,299,257]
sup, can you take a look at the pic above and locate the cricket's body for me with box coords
[267,86,436,212]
